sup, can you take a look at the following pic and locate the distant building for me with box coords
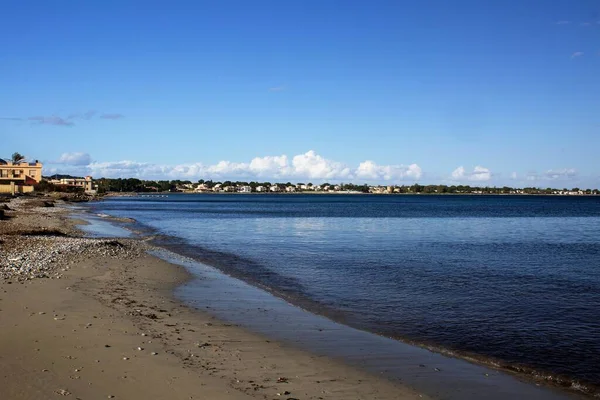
[270,185,281,192]
[195,183,210,192]
[285,186,296,192]
[256,186,266,192]
[50,176,94,192]
[238,186,252,193]
[0,160,43,194]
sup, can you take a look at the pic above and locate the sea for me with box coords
[86,194,600,396]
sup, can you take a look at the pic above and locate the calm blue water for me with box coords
[90,194,600,391]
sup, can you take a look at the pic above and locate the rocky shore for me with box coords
[0,197,141,281]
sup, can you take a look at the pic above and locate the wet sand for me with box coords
[0,197,425,400]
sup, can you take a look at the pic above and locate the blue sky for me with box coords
[1,0,599,187]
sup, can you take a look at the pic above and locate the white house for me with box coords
[238,186,252,193]
[195,183,210,192]
[270,185,281,192]
[213,183,222,192]
[256,186,266,192]
[285,186,296,192]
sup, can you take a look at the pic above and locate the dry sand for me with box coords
[0,196,426,400]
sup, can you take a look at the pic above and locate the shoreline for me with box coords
[0,196,427,399]
[0,196,588,399]
[103,191,600,197]
[81,199,590,399]
[85,198,598,398]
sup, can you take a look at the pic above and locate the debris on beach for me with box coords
[0,234,141,281]
[0,197,143,281]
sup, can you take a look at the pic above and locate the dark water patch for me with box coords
[152,249,579,399]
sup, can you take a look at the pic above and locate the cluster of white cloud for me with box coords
[451,165,492,182]
[56,152,92,166]
[526,168,578,181]
[356,161,422,181]
[46,151,423,183]
[45,151,583,186]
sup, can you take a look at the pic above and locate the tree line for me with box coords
[87,178,599,195]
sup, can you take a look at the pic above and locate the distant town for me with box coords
[91,178,599,196]
[1,154,598,196]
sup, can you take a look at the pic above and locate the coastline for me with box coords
[0,196,426,400]
[89,193,599,397]
[0,196,589,399]
[103,191,600,196]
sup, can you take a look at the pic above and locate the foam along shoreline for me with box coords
[74,206,582,399]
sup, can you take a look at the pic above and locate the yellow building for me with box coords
[49,176,94,192]
[0,160,43,194]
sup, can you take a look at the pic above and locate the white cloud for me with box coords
[291,151,352,180]
[356,161,422,181]
[544,168,577,180]
[57,152,92,166]
[451,165,492,182]
[510,172,518,180]
[451,166,466,180]
[248,155,290,177]
[571,51,584,59]
[525,168,577,182]
[48,150,422,182]
[88,160,168,178]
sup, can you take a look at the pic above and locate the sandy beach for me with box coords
[0,196,426,400]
